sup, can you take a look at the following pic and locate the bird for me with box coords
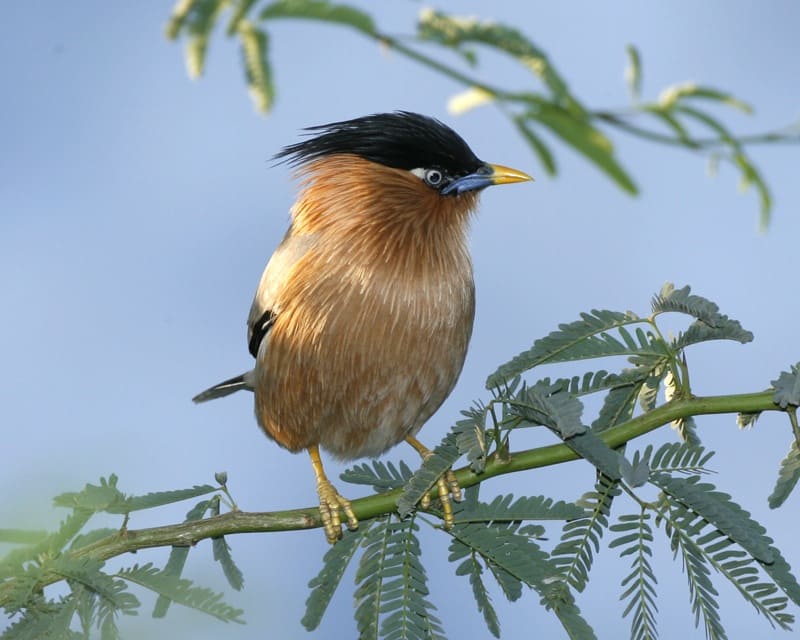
[193,111,532,543]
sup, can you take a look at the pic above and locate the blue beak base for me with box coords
[441,163,534,196]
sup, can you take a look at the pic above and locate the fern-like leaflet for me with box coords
[610,512,658,640]
[353,515,444,640]
[551,474,620,593]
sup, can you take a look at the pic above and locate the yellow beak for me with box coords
[485,163,535,186]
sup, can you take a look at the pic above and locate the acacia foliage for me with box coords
[164,0,796,226]
[4,284,800,639]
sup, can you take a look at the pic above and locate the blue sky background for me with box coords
[2,2,799,638]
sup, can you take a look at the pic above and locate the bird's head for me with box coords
[274,112,532,255]
[275,111,532,199]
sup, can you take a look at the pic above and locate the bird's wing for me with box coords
[247,229,317,358]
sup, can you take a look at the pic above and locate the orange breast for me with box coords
[252,156,479,459]
[253,250,475,459]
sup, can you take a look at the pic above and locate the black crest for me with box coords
[275,111,483,176]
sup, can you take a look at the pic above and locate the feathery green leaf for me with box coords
[212,536,244,591]
[592,367,656,432]
[758,545,800,608]
[121,485,218,513]
[659,83,752,113]
[378,519,445,640]
[152,547,190,618]
[671,416,701,446]
[511,115,557,176]
[647,443,714,475]
[550,369,637,398]
[54,557,139,612]
[655,282,753,349]
[562,429,626,480]
[153,498,213,617]
[2,597,79,640]
[487,309,643,388]
[451,517,596,638]
[455,494,584,524]
[182,0,227,78]
[772,363,800,409]
[450,515,526,606]
[166,0,197,40]
[540,594,597,640]
[552,475,620,592]
[527,103,638,195]
[619,453,651,488]
[47,510,94,556]
[638,366,667,413]
[652,473,774,563]
[663,502,727,640]
[673,317,753,350]
[417,10,576,109]
[118,563,244,623]
[456,552,500,637]
[595,383,641,433]
[737,411,761,429]
[226,0,259,34]
[732,150,772,229]
[448,522,556,592]
[259,0,376,35]
[610,512,658,640]
[341,460,413,492]
[509,381,586,438]
[53,476,126,513]
[238,21,274,113]
[624,44,642,101]
[303,524,373,631]
[354,516,392,639]
[397,434,460,519]
[0,510,94,581]
[651,283,726,326]
[693,529,793,630]
[769,440,800,509]
[53,476,218,515]
[644,104,694,145]
[675,104,771,227]
[1,564,45,615]
[452,406,488,473]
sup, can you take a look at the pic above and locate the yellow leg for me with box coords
[309,445,358,543]
[405,435,462,529]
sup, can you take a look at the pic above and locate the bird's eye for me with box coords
[424,169,443,187]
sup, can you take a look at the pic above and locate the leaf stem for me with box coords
[788,407,800,445]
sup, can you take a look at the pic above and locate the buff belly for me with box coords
[253,278,474,460]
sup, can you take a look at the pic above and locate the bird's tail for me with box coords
[192,371,255,403]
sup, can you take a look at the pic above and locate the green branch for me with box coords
[593,110,800,149]
[1,390,774,604]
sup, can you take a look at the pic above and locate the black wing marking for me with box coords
[249,309,275,358]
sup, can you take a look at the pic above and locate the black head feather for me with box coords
[274,111,484,178]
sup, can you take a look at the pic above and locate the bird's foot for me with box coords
[420,469,463,530]
[316,477,358,544]
[406,436,463,530]
[309,445,358,543]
